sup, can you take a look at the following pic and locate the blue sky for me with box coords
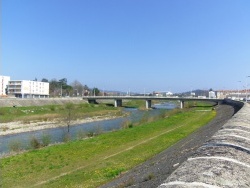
[2,0,250,93]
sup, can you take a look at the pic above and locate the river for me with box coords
[0,102,176,156]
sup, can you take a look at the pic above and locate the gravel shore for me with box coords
[0,115,119,136]
[100,104,236,188]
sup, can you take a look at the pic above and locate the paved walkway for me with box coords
[158,103,250,188]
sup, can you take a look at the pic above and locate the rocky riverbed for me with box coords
[100,103,237,188]
[0,115,119,136]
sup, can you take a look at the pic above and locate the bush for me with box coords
[77,129,86,140]
[121,120,133,129]
[41,133,51,146]
[0,109,5,115]
[8,140,22,152]
[128,123,133,128]
[30,136,41,149]
[139,112,150,124]
[143,173,155,182]
[93,125,103,135]
[49,105,56,111]
[62,132,71,142]
[103,167,125,178]
[87,131,94,137]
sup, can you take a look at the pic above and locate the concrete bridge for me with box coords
[82,96,224,109]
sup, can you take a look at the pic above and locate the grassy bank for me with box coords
[0,104,216,188]
[0,103,121,123]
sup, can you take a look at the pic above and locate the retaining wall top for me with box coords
[159,103,250,188]
[0,98,87,107]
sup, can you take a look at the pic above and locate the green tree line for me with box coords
[40,78,101,97]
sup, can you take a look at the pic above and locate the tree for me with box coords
[49,78,74,97]
[71,80,84,96]
[63,85,73,96]
[83,85,90,96]
[92,87,100,96]
[59,78,67,86]
[41,78,49,82]
[49,79,60,97]
[5,85,8,95]
[65,103,74,132]
[49,79,61,96]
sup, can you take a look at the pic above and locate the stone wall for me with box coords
[0,98,87,107]
[159,101,250,188]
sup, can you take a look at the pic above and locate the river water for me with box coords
[0,102,176,156]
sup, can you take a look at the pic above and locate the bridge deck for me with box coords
[82,96,224,102]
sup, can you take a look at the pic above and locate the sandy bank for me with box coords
[0,115,120,136]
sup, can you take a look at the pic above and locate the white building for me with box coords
[0,75,10,96]
[209,91,217,99]
[166,91,173,96]
[8,80,49,98]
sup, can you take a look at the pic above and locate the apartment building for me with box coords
[8,80,49,98]
[0,75,10,96]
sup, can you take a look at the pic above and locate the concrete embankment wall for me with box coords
[0,98,87,107]
[159,100,250,188]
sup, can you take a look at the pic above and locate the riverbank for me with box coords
[0,101,125,136]
[0,114,121,136]
[1,104,215,187]
[100,103,236,188]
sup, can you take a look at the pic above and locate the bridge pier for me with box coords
[146,100,152,109]
[88,99,97,104]
[114,99,122,107]
[180,100,184,109]
[217,101,223,106]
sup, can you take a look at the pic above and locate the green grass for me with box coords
[0,103,120,123]
[0,105,216,188]
[123,100,146,109]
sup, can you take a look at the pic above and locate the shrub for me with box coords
[41,133,51,146]
[87,131,94,137]
[62,132,71,142]
[49,105,56,111]
[143,173,155,182]
[103,167,125,178]
[0,109,5,115]
[139,112,150,124]
[77,129,86,140]
[30,136,41,149]
[128,123,133,128]
[93,125,103,135]
[1,126,9,132]
[121,120,133,129]
[8,140,22,152]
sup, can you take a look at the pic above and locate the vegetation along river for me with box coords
[0,102,176,156]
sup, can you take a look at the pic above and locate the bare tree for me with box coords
[71,80,84,96]
[65,103,74,132]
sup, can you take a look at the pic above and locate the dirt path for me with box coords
[100,104,236,188]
